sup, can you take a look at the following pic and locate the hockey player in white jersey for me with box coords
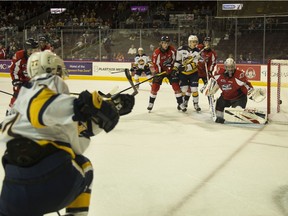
[0,50,135,216]
[130,47,152,88]
[172,35,201,112]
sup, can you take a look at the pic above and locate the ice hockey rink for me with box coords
[0,77,288,216]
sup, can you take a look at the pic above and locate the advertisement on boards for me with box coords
[92,62,131,76]
[64,61,92,75]
[0,60,11,73]
[217,63,261,81]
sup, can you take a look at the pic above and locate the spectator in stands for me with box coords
[103,37,113,60]
[238,53,246,63]
[127,44,137,56]
[246,52,253,62]
[0,42,6,59]
[115,52,125,61]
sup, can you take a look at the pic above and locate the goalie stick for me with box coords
[204,62,217,121]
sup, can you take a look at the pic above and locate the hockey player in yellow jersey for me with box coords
[0,50,135,216]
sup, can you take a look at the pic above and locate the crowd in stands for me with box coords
[0,1,287,63]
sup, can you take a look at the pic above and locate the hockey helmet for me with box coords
[188,35,198,42]
[27,50,68,78]
[39,36,48,42]
[160,36,170,42]
[224,58,236,77]
[25,38,39,49]
[138,47,144,51]
[204,36,211,42]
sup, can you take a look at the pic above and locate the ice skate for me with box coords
[177,103,187,112]
[147,103,154,112]
[183,100,188,108]
[193,103,201,112]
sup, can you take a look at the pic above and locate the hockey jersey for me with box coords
[152,46,177,74]
[214,68,253,100]
[1,74,95,157]
[10,50,30,82]
[133,54,151,70]
[175,45,200,75]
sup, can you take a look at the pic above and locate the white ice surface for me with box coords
[0,77,288,216]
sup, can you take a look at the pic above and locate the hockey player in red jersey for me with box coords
[205,58,255,123]
[147,36,186,112]
[198,37,217,85]
[39,36,53,51]
[7,38,39,114]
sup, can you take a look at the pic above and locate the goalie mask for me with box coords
[224,58,236,77]
[27,50,68,78]
[188,35,198,48]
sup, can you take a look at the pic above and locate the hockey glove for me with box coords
[112,94,135,116]
[171,67,179,77]
[12,79,23,87]
[73,90,119,133]
[248,88,266,103]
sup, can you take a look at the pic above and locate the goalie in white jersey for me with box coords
[0,51,135,216]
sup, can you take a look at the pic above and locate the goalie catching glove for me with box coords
[248,88,266,103]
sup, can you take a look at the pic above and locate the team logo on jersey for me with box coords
[245,67,256,79]
[222,84,232,91]
[137,59,145,65]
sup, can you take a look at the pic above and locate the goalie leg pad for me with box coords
[224,107,267,124]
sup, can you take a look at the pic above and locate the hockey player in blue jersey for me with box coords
[0,50,135,216]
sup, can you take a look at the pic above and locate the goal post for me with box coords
[267,59,288,124]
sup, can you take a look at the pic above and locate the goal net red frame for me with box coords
[267,59,288,124]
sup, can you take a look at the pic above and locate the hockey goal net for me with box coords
[267,59,288,124]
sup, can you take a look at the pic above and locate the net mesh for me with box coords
[267,59,288,124]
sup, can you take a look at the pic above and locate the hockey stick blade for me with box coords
[124,68,138,96]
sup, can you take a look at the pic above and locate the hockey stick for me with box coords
[115,71,166,95]
[204,62,216,121]
[110,70,126,74]
[123,68,138,96]
[70,71,166,97]
[0,90,13,96]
